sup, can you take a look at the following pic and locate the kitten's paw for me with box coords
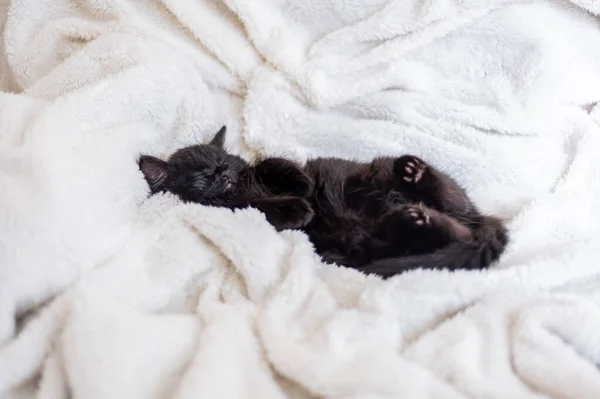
[285,170,314,197]
[254,158,313,197]
[270,198,315,231]
[380,205,433,235]
[395,155,428,185]
[401,205,431,227]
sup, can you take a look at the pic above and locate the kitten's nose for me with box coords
[223,171,234,182]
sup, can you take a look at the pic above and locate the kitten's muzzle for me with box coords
[221,174,235,190]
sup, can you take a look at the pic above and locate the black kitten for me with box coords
[139,127,315,230]
[139,127,508,277]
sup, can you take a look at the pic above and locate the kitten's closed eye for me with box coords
[192,172,208,185]
[203,165,217,175]
[216,163,230,174]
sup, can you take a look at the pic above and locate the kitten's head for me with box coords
[139,126,248,205]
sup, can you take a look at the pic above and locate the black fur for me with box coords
[139,127,314,230]
[139,126,508,277]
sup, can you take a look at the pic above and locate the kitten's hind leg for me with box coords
[252,158,314,197]
[393,155,476,217]
[377,203,473,254]
[248,196,314,231]
[359,214,509,277]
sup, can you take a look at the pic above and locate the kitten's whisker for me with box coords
[196,181,219,203]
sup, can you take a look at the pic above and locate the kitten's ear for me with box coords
[210,126,226,149]
[139,155,171,192]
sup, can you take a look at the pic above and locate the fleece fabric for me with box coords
[1,0,600,397]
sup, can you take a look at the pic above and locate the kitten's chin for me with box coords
[224,182,240,195]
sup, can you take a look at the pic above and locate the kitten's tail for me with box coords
[358,218,508,278]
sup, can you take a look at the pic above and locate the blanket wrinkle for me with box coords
[1,0,600,398]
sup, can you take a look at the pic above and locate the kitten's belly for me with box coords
[305,201,382,267]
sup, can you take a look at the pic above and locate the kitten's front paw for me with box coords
[270,198,315,231]
[254,158,313,197]
[286,170,314,197]
[395,155,428,185]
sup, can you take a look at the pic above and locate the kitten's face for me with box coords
[139,127,248,205]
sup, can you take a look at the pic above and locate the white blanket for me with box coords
[2,0,600,397]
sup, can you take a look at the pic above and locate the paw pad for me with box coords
[397,156,427,184]
[404,206,430,226]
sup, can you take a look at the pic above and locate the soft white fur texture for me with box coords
[1,0,600,397]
